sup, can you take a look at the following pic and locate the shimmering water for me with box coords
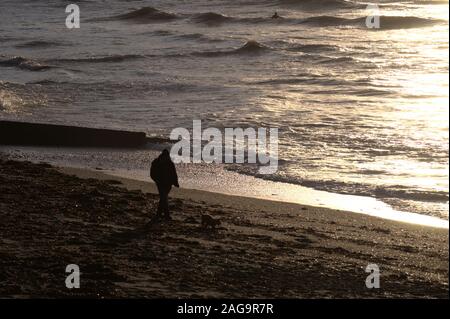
[1,0,448,220]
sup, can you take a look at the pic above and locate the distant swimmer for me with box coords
[271,12,280,19]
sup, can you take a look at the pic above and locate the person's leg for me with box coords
[163,185,172,219]
[156,183,164,218]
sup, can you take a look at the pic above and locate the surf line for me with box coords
[169,120,279,174]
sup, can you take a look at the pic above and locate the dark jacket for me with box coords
[151,150,179,188]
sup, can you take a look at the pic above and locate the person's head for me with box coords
[161,149,170,158]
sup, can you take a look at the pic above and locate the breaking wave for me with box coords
[0,56,51,71]
[95,7,178,23]
[196,41,270,57]
[235,40,269,53]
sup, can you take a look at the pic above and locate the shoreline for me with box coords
[0,143,448,229]
[0,157,448,298]
[0,120,447,227]
[61,165,449,230]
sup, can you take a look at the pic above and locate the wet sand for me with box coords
[0,157,448,298]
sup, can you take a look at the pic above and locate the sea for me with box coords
[1,0,448,224]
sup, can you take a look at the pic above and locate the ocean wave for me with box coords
[94,7,178,23]
[235,40,269,54]
[280,53,368,67]
[48,54,144,64]
[0,56,51,71]
[29,80,63,85]
[25,79,210,97]
[0,36,16,42]
[149,30,174,37]
[192,11,296,26]
[317,56,356,64]
[144,30,224,43]
[192,12,234,25]
[188,13,444,30]
[307,88,392,96]
[252,75,367,87]
[89,6,443,30]
[254,78,313,85]
[300,15,444,29]
[15,40,65,49]
[286,43,339,53]
[196,40,270,57]
[374,15,444,29]
[171,33,225,43]
[278,0,364,10]
[187,12,443,30]
[300,15,355,26]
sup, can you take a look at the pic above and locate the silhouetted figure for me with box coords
[271,11,280,19]
[150,149,179,220]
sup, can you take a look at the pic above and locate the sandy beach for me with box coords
[1,0,449,304]
[0,156,448,298]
